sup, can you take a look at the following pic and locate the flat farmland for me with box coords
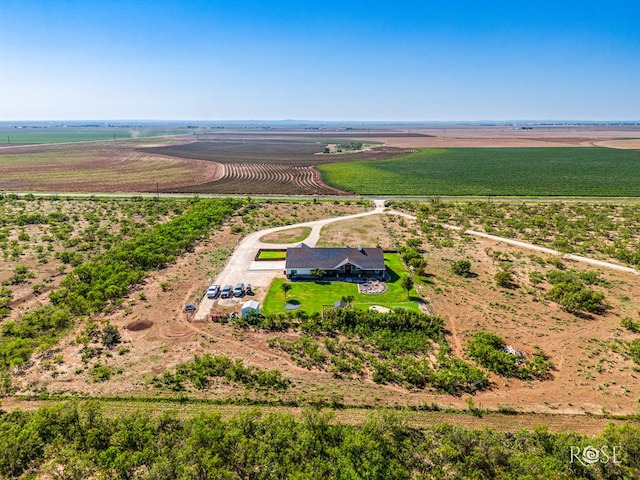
[0,135,414,195]
[144,138,414,166]
[0,127,193,145]
[0,142,223,192]
[3,127,640,196]
[147,139,414,195]
[318,147,640,196]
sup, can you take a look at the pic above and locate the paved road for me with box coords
[4,191,640,204]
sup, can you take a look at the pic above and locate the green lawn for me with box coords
[257,250,287,260]
[262,254,421,315]
[259,227,311,244]
[317,147,640,196]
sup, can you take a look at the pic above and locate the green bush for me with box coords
[90,363,113,382]
[494,270,514,288]
[621,316,640,333]
[101,325,121,349]
[547,282,604,313]
[467,331,553,380]
[451,259,472,277]
[629,339,640,364]
[154,354,290,392]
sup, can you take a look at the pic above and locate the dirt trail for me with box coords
[387,208,639,275]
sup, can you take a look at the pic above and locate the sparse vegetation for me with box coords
[394,199,640,269]
[152,354,290,391]
[0,198,239,371]
[494,270,515,288]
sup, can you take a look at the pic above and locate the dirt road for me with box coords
[387,209,639,275]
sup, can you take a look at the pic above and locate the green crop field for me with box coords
[0,127,190,145]
[318,147,640,196]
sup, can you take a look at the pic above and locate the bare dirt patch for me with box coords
[594,139,640,150]
[315,214,398,249]
[356,126,640,148]
[126,320,153,332]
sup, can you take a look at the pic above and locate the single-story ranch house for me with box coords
[285,243,385,279]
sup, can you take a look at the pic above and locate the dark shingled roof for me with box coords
[285,244,385,271]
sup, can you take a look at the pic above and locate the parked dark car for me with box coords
[220,285,233,298]
[184,304,196,313]
[233,283,245,297]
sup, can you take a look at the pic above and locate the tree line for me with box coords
[0,199,240,372]
[0,402,638,479]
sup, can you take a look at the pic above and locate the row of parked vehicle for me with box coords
[207,282,253,299]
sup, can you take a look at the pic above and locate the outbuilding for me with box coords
[241,300,260,318]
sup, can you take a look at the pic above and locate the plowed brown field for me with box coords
[148,139,415,195]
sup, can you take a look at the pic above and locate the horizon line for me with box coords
[1,119,639,125]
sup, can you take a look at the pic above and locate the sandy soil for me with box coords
[357,126,640,148]
[593,139,640,150]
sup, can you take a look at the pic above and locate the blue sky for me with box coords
[1,0,638,121]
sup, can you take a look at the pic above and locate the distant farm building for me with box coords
[284,243,385,279]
